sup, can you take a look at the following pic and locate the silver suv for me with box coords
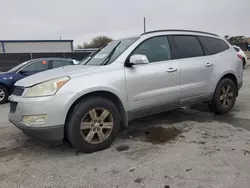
[9,30,243,152]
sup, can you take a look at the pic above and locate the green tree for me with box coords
[77,36,112,49]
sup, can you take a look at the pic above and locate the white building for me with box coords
[0,40,73,53]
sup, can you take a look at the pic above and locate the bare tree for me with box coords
[77,36,112,49]
[226,36,246,44]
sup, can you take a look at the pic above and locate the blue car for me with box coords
[0,58,79,104]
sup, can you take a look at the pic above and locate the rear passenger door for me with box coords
[168,35,213,105]
[51,59,74,69]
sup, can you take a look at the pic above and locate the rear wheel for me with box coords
[243,58,247,68]
[66,97,121,153]
[0,86,9,104]
[209,78,237,114]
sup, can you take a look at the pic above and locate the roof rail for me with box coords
[141,29,219,37]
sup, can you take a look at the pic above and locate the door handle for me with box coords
[167,67,177,73]
[205,62,213,67]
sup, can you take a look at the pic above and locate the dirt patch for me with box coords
[116,145,130,152]
[146,127,181,143]
[134,177,145,184]
[242,150,250,156]
[124,126,182,144]
[198,141,206,145]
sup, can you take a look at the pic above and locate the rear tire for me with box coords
[66,97,121,153]
[0,85,9,104]
[243,58,247,68]
[209,78,237,114]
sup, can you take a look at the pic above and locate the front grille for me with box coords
[10,102,17,113]
[12,86,25,96]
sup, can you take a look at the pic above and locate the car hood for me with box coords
[16,65,100,87]
[0,72,13,78]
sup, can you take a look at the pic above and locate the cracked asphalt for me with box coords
[1,64,250,188]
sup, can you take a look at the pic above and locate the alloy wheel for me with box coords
[0,89,5,102]
[80,108,114,144]
[220,85,234,108]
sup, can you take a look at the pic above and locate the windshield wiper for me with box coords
[83,44,107,65]
[102,41,121,65]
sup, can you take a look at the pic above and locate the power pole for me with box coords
[143,17,146,33]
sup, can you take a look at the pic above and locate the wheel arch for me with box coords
[0,82,10,93]
[216,73,238,96]
[65,90,128,133]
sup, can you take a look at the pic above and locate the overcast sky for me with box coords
[1,0,250,47]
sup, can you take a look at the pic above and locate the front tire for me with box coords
[0,85,9,104]
[209,78,237,114]
[66,97,121,153]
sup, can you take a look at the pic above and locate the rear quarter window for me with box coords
[233,47,240,52]
[198,36,229,55]
[168,35,204,59]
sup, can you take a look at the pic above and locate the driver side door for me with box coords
[125,36,181,120]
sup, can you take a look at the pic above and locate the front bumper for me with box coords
[8,93,76,145]
[10,119,64,145]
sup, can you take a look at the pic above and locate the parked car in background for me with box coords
[233,45,248,67]
[9,30,243,153]
[0,58,79,104]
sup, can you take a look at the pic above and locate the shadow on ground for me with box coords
[1,103,249,159]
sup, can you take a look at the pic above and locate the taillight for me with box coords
[237,54,243,62]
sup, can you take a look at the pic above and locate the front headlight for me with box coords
[24,77,70,97]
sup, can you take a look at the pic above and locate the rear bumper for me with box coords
[238,82,243,90]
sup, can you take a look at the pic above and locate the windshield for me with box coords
[84,37,139,66]
[80,54,94,65]
[8,60,32,72]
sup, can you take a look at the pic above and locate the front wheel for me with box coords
[66,97,121,153]
[0,86,9,104]
[209,78,237,114]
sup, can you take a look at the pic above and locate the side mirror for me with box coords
[19,70,28,75]
[128,54,149,65]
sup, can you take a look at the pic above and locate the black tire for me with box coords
[66,97,121,153]
[209,78,237,114]
[0,85,9,104]
[243,58,247,68]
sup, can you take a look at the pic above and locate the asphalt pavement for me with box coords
[1,65,250,188]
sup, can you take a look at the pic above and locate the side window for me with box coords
[52,60,73,68]
[198,36,229,55]
[131,36,172,63]
[168,35,204,59]
[233,47,240,52]
[22,60,48,72]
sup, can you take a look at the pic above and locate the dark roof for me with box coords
[141,29,219,37]
[0,40,73,43]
